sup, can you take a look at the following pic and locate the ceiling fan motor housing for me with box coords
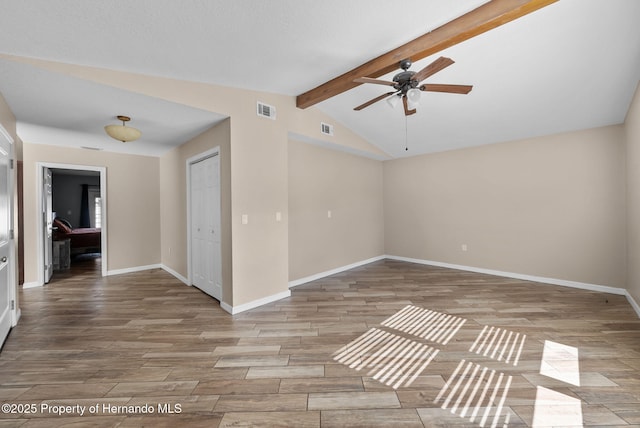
[393,70,418,94]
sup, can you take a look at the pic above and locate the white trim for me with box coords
[0,123,16,330]
[107,263,190,285]
[36,163,108,286]
[385,255,627,296]
[625,291,640,318]
[106,264,161,277]
[0,123,14,144]
[185,147,221,296]
[220,301,233,314]
[161,264,189,285]
[220,290,291,315]
[289,256,386,288]
[22,281,41,289]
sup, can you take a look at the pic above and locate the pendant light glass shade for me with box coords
[386,94,401,108]
[104,115,141,142]
[406,88,421,110]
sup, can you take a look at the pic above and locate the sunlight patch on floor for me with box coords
[532,386,583,427]
[539,340,580,386]
[434,359,513,428]
[469,325,526,366]
[333,328,439,389]
[380,305,466,345]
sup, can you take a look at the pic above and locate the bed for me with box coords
[53,217,101,254]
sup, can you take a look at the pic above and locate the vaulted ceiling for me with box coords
[0,0,639,158]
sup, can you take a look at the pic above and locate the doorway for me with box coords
[36,163,107,286]
[187,148,222,301]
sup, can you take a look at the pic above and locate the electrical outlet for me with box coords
[461,244,468,252]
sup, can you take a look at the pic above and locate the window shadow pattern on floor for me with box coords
[333,304,586,427]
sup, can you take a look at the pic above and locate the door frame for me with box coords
[0,123,17,329]
[36,162,108,285]
[186,147,221,298]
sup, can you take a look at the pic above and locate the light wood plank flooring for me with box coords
[1,258,639,427]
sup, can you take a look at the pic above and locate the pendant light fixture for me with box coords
[104,115,141,142]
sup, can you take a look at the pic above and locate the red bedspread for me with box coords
[53,218,101,251]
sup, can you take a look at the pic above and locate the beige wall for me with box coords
[22,143,161,283]
[288,140,384,281]
[626,83,640,303]
[160,119,232,303]
[2,56,382,307]
[384,125,627,288]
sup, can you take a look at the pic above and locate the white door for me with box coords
[43,167,53,283]
[0,127,13,347]
[190,154,222,301]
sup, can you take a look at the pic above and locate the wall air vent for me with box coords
[257,102,276,120]
[321,122,334,136]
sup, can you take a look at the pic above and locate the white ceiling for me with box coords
[0,0,639,158]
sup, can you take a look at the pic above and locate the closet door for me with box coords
[190,154,221,301]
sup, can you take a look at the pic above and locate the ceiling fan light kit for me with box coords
[104,115,142,142]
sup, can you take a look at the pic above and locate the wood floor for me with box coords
[1,258,639,427]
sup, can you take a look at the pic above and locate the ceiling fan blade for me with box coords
[420,83,473,94]
[354,77,396,86]
[354,91,396,111]
[402,96,417,116]
[412,56,455,83]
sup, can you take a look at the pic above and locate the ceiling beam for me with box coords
[296,0,558,109]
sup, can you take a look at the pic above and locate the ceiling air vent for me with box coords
[257,101,276,120]
[321,122,334,136]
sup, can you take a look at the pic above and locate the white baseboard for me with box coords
[289,255,386,288]
[221,290,292,315]
[220,301,233,314]
[12,308,21,326]
[385,255,627,296]
[106,264,162,276]
[625,291,640,318]
[161,264,189,285]
[22,281,41,289]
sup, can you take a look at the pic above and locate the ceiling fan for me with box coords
[353,56,473,116]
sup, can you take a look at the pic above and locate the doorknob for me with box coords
[1,257,6,263]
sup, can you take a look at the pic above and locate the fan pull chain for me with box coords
[405,115,409,151]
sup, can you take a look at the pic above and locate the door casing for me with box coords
[36,163,107,286]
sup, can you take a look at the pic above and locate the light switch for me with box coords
[327,210,332,218]
[276,212,282,222]
[242,214,248,225]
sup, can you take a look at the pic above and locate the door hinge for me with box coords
[9,159,14,169]
[10,300,14,310]
[9,229,14,240]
